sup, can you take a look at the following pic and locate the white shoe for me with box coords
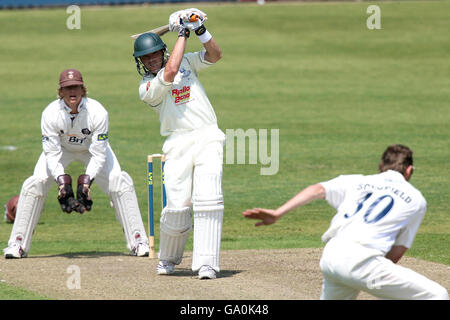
[157,260,175,275]
[198,265,217,280]
[3,243,26,259]
[132,242,149,257]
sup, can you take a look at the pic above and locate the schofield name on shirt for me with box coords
[172,86,191,104]
[357,184,412,203]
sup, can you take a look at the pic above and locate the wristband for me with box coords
[195,25,206,36]
[196,30,212,44]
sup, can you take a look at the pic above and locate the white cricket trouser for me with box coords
[9,145,148,253]
[319,237,449,300]
[160,125,225,271]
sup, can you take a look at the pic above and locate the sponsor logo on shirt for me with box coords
[146,81,151,91]
[180,68,191,79]
[42,135,49,142]
[98,133,108,141]
[172,86,191,104]
[81,128,91,135]
[67,134,86,145]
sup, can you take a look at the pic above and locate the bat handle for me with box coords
[189,14,200,22]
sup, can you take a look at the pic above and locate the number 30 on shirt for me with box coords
[344,193,394,224]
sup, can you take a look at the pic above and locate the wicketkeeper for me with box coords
[133,8,225,279]
[3,69,149,258]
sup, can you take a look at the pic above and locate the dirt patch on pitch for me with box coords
[0,248,448,300]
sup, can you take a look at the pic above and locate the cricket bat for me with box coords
[130,14,206,39]
[131,24,170,39]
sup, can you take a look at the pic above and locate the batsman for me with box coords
[133,8,225,279]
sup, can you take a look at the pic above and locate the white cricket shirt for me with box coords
[139,51,218,136]
[319,170,427,254]
[41,97,109,180]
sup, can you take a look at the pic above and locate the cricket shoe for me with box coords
[131,242,149,257]
[198,265,217,280]
[157,260,175,275]
[3,243,26,259]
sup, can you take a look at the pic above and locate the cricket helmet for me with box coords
[133,32,168,76]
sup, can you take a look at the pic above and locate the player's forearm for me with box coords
[203,38,222,63]
[46,156,65,180]
[85,150,106,180]
[274,184,326,218]
[164,37,186,82]
[385,245,408,264]
[42,136,65,179]
[86,137,108,179]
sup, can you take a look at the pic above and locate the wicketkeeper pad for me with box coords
[8,176,48,253]
[109,171,148,251]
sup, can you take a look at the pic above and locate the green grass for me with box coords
[0,282,48,300]
[0,1,449,299]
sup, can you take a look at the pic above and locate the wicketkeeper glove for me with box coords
[75,174,93,213]
[56,174,80,213]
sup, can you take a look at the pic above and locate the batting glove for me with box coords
[169,10,185,32]
[181,8,207,31]
[177,24,190,38]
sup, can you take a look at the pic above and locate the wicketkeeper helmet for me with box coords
[133,32,168,76]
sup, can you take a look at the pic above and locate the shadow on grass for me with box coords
[26,252,244,279]
[162,268,243,279]
[29,251,129,259]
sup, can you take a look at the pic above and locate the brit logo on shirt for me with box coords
[67,134,86,145]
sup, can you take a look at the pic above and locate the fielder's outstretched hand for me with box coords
[242,208,279,227]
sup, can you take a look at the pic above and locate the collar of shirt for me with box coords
[60,97,87,114]
[382,170,406,182]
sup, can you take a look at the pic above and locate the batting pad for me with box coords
[192,173,224,212]
[109,171,148,251]
[192,210,223,272]
[8,176,48,253]
[159,206,192,265]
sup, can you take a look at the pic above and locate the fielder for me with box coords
[3,69,149,258]
[133,8,225,279]
[243,144,449,300]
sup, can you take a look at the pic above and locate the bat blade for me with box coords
[130,24,170,39]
